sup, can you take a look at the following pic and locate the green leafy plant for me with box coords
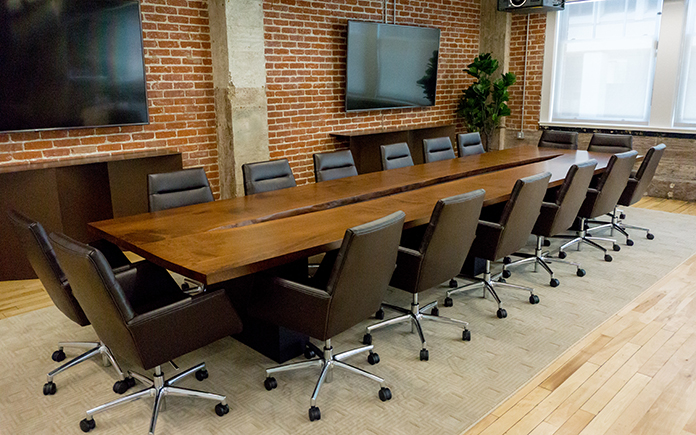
[457,53,516,150]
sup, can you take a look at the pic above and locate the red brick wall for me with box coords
[0,0,222,197]
[263,0,480,185]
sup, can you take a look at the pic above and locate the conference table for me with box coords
[90,147,614,286]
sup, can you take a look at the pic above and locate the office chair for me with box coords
[242,158,297,195]
[502,160,597,287]
[7,210,134,396]
[423,136,456,163]
[446,172,552,319]
[380,142,414,170]
[252,211,405,421]
[537,130,579,150]
[553,151,638,261]
[50,233,243,435]
[587,133,633,154]
[457,132,486,156]
[313,149,359,182]
[363,190,485,361]
[147,167,214,212]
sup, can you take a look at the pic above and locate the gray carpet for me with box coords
[1,207,695,435]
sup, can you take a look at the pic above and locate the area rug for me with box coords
[1,207,694,435]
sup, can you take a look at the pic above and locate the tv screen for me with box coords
[0,0,149,134]
[345,21,440,112]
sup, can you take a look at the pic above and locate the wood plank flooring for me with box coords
[462,198,696,435]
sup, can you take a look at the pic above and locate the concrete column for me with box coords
[209,0,270,198]
[479,1,511,150]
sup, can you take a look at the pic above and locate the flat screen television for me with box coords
[0,0,149,134]
[345,21,440,112]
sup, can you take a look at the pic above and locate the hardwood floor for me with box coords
[462,198,696,435]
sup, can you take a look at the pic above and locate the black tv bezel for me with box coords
[344,20,441,113]
[0,1,150,135]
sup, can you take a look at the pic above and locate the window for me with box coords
[675,0,696,126]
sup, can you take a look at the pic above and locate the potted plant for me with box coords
[457,53,516,150]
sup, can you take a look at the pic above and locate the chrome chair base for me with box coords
[44,341,132,396]
[589,206,654,242]
[364,293,470,361]
[446,260,538,319]
[503,236,585,287]
[263,339,391,421]
[553,218,619,262]
[79,363,228,435]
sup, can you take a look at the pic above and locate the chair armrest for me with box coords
[469,220,504,261]
[578,188,599,218]
[389,247,423,292]
[532,202,559,237]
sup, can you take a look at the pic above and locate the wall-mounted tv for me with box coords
[0,0,149,134]
[345,21,440,112]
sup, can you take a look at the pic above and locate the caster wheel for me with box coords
[577,268,586,277]
[449,279,458,288]
[375,308,385,320]
[304,346,316,359]
[496,308,507,319]
[420,348,429,361]
[498,278,506,283]
[430,306,439,316]
[79,418,96,433]
[503,257,512,264]
[529,294,540,304]
[379,387,392,401]
[612,244,621,252]
[620,212,626,220]
[558,251,567,259]
[309,406,321,421]
[444,297,453,307]
[362,333,372,345]
[367,351,380,365]
[215,403,229,416]
[195,368,209,381]
[626,239,634,246]
[113,377,136,394]
[52,349,66,362]
[502,269,512,279]
[43,381,57,395]
[543,239,551,247]
[604,254,613,262]
[462,330,471,341]
[647,233,655,240]
[549,278,559,288]
[264,377,277,391]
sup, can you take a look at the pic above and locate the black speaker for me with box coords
[497,0,564,14]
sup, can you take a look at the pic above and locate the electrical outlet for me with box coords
[516,131,525,139]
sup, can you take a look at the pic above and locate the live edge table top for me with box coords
[89,148,614,285]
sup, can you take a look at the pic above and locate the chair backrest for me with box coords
[416,189,485,291]
[538,130,579,150]
[7,210,89,326]
[313,150,358,182]
[148,168,214,212]
[49,232,141,365]
[588,133,633,154]
[580,150,638,218]
[380,142,414,170]
[545,160,598,236]
[423,136,456,163]
[242,158,297,195]
[619,144,666,206]
[457,132,486,157]
[324,211,405,338]
[495,172,552,258]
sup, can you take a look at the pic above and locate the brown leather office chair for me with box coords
[587,133,633,154]
[242,158,297,195]
[50,233,243,434]
[363,190,485,361]
[380,142,414,170]
[313,149,358,182]
[7,210,134,396]
[423,136,456,162]
[457,132,486,156]
[445,172,552,319]
[553,151,638,261]
[147,167,214,212]
[538,130,578,150]
[502,160,597,287]
[251,211,405,421]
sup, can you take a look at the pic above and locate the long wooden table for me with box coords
[90,148,613,286]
